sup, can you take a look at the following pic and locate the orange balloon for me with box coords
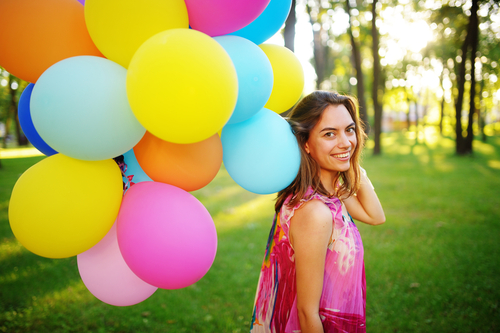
[0,0,103,83]
[134,132,223,192]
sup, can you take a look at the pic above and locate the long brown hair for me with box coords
[275,90,367,212]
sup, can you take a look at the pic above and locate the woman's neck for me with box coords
[319,169,339,196]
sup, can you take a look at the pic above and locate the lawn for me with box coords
[0,131,499,333]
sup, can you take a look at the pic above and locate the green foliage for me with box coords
[1,134,499,332]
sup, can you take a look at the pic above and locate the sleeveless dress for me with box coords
[250,188,366,333]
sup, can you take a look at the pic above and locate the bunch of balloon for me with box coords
[2,0,304,307]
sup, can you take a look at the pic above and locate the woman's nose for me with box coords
[337,132,351,149]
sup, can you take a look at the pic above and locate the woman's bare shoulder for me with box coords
[290,199,333,249]
[291,199,332,230]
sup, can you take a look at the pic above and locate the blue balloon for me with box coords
[30,56,146,161]
[18,83,58,156]
[121,149,152,193]
[214,36,273,125]
[221,108,300,194]
[229,0,293,45]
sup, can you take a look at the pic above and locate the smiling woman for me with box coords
[250,91,385,333]
[304,104,358,186]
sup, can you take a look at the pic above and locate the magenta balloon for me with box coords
[77,223,157,306]
[184,0,271,36]
[117,182,217,289]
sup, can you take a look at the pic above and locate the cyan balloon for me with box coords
[122,149,152,192]
[214,36,273,124]
[30,56,146,161]
[221,108,300,194]
[229,0,293,45]
[18,83,58,156]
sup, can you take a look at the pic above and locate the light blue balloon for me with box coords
[221,108,300,194]
[214,36,273,125]
[30,56,146,161]
[122,149,152,193]
[229,0,293,45]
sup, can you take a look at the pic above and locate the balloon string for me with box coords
[113,155,131,192]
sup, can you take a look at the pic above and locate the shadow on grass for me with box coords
[0,246,80,312]
[0,158,79,295]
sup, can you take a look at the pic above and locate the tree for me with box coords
[427,5,468,136]
[284,0,297,52]
[345,0,369,133]
[0,68,28,150]
[305,0,329,89]
[454,0,480,154]
[430,0,500,154]
[464,0,480,153]
[372,0,383,155]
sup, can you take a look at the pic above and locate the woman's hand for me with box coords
[343,169,385,225]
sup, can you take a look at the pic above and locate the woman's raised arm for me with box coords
[343,170,385,225]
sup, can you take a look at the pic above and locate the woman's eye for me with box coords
[347,127,355,133]
[325,132,335,137]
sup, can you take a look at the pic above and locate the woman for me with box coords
[250,91,385,333]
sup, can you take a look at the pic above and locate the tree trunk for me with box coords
[405,88,411,130]
[372,0,382,155]
[306,2,327,89]
[479,79,486,142]
[464,0,479,153]
[346,0,369,134]
[284,0,296,52]
[414,100,420,144]
[439,98,445,135]
[2,76,13,149]
[2,107,12,149]
[439,71,445,135]
[7,74,27,146]
[455,40,468,154]
[280,0,297,117]
[454,0,478,155]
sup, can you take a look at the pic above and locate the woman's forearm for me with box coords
[297,311,325,333]
[344,171,385,225]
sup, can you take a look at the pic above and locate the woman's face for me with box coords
[304,104,357,175]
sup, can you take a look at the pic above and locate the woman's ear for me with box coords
[304,142,310,154]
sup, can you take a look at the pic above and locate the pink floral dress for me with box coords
[250,188,366,332]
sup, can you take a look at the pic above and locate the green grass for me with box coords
[1,131,499,332]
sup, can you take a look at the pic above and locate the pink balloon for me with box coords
[185,0,271,36]
[117,182,217,289]
[77,223,157,306]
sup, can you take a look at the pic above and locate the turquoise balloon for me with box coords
[214,36,273,124]
[221,108,300,194]
[30,56,146,161]
[229,0,293,45]
[122,149,152,192]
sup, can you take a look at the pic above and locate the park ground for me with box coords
[0,129,499,333]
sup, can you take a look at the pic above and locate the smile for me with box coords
[332,152,350,159]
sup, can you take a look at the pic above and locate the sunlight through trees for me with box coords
[1,0,499,156]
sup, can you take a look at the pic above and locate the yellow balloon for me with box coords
[259,44,305,114]
[8,154,123,259]
[127,29,238,144]
[84,0,189,68]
